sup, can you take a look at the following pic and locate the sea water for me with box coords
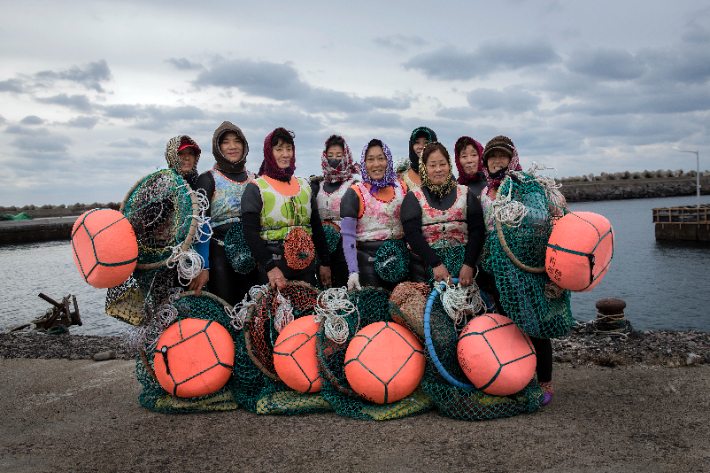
[1,194,709,336]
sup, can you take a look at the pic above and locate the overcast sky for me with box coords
[1,0,709,206]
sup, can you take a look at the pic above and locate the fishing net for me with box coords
[224,222,256,274]
[284,227,315,270]
[375,239,409,283]
[317,287,434,420]
[322,221,341,254]
[242,281,332,415]
[483,170,574,339]
[389,282,430,342]
[427,238,465,280]
[135,291,251,413]
[412,282,543,420]
[121,169,199,269]
[105,275,145,326]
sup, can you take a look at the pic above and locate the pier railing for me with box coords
[652,205,709,223]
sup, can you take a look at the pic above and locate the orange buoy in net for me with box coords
[71,208,138,289]
[273,315,322,393]
[153,318,235,398]
[457,314,537,396]
[545,211,614,292]
[344,321,425,404]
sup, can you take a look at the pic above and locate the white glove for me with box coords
[347,273,362,292]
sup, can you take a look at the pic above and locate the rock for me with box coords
[92,350,117,362]
[687,353,701,365]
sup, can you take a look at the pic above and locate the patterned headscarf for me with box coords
[454,136,485,185]
[482,135,522,189]
[165,135,200,187]
[419,142,458,198]
[408,126,437,174]
[259,127,296,182]
[321,135,359,183]
[360,139,398,195]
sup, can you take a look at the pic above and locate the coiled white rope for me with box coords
[123,302,178,352]
[313,287,359,344]
[493,183,527,228]
[439,280,485,329]
[167,246,204,286]
[229,284,269,330]
[191,188,213,243]
[525,162,568,215]
[273,290,294,333]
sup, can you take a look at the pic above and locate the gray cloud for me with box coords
[36,94,93,112]
[194,60,308,100]
[107,138,150,148]
[34,60,112,92]
[373,34,428,52]
[9,131,71,154]
[20,115,45,125]
[467,88,541,113]
[65,116,99,129]
[0,78,23,93]
[166,57,203,70]
[403,41,561,80]
[567,48,646,80]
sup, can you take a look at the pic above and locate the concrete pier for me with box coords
[0,216,79,245]
[652,205,710,241]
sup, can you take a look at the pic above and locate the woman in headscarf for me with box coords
[400,142,485,285]
[400,126,437,191]
[454,136,487,198]
[480,135,554,405]
[241,128,331,290]
[340,139,407,291]
[192,122,258,305]
[310,135,359,288]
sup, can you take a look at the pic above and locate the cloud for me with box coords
[20,115,45,125]
[102,104,205,130]
[65,116,99,129]
[467,88,542,113]
[33,60,112,92]
[107,138,150,148]
[36,94,93,112]
[403,40,561,80]
[8,129,72,154]
[166,58,203,70]
[0,78,23,93]
[373,34,428,52]
[567,47,646,80]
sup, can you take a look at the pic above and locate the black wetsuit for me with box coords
[310,179,350,289]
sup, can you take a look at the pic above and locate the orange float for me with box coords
[273,315,322,393]
[545,211,614,292]
[457,314,537,396]
[153,318,235,398]
[344,321,425,404]
[71,208,138,288]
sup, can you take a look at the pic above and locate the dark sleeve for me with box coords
[195,172,215,217]
[464,187,485,267]
[310,180,321,198]
[310,192,331,266]
[400,192,443,268]
[340,187,361,218]
[241,182,276,271]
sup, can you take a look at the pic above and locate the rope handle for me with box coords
[494,219,546,274]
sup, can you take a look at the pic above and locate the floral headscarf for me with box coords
[419,142,457,198]
[259,127,296,182]
[454,136,485,185]
[360,139,398,195]
[482,135,522,189]
[321,135,359,183]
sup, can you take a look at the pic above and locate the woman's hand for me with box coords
[458,264,474,287]
[188,269,210,296]
[432,263,451,284]
[347,273,361,292]
[267,267,288,290]
[319,265,332,287]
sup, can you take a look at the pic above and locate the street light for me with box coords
[673,147,701,209]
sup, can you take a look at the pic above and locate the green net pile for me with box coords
[375,240,410,283]
[224,222,255,274]
[136,292,257,413]
[243,281,333,415]
[317,287,434,420]
[122,169,195,267]
[322,222,341,254]
[428,238,465,280]
[389,284,543,420]
[483,171,574,339]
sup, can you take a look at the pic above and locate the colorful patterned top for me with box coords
[411,185,468,244]
[400,169,421,192]
[481,186,497,233]
[354,181,406,241]
[209,169,256,228]
[316,179,355,225]
[256,176,312,240]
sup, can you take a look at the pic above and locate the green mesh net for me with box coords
[121,169,197,268]
[322,221,341,254]
[317,287,434,420]
[375,240,410,283]
[483,171,574,339]
[392,284,543,421]
[427,238,465,280]
[135,292,260,413]
[224,222,256,274]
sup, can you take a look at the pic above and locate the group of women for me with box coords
[163,123,554,406]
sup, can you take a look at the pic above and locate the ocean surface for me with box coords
[1,194,709,336]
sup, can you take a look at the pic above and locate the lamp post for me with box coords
[673,147,700,209]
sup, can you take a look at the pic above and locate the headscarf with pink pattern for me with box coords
[321,135,359,183]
